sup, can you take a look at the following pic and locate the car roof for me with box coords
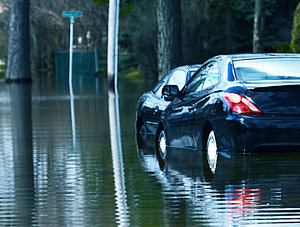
[204,53,300,63]
[223,53,300,61]
[189,64,202,68]
[172,64,201,71]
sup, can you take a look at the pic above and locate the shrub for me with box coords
[274,42,292,53]
[291,2,300,52]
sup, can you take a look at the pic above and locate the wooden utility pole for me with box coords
[253,0,265,53]
[107,0,120,93]
[6,0,31,81]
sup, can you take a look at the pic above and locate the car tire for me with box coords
[156,128,167,169]
[136,120,146,148]
[205,130,218,175]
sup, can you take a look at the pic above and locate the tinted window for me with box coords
[233,58,300,81]
[202,63,220,89]
[184,62,220,94]
[186,68,199,82]
[184,65,209,94]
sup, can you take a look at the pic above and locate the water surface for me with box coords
[0,77,300,226]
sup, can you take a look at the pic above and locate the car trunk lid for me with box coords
[241,81,300,115]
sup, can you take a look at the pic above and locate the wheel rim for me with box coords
[158,130,167,160]
[138,124,147,140]
[206,131,218,174]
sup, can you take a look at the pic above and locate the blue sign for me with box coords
[62,11,83,18]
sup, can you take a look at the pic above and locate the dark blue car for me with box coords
[136,65,201,136]
[156,54,300,173]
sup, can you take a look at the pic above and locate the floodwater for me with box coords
[1,76,300,226]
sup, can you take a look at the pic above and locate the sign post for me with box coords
[107,0,120,94]
[63,11,82,147]
[62,11,83,96]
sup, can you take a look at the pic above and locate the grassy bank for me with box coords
[0,61,5,78]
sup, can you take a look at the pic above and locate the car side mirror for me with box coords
[162,85,179,101]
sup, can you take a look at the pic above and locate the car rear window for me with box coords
[233,58,300,81]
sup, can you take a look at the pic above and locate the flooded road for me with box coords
[1,76,300,226]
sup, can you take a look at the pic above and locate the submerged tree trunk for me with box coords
[253,0,265,53]
[6,0,31,81]
[157,0,181,80]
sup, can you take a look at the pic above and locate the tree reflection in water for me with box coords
[8,82,34,226]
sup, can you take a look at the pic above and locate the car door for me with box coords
[144,68,188,133]
[141,74,170,133]
[151,68,188,122]
[164,64,214,149]
[188,61,221,148]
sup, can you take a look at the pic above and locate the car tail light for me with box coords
[223,92,262,114]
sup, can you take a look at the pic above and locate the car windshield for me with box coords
[152,69,187,97]
[233,58,300,81]
[168,70,187,90]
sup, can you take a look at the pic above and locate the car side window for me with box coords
[184,61,220,95]
[202,62,220,89]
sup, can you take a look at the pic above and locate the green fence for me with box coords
[55,50,98,84]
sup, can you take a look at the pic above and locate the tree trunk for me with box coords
[6,0,31,81]
[157,0,181,80]
[253,0,265,53]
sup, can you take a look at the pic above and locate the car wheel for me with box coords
[158,129,167,160]
[136,119,146,148]
[155,128,167,169]
[205,130,218,174]
[139,124,147,137]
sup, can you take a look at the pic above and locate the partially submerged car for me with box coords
[155,54,300,173]
[136,65,201,136]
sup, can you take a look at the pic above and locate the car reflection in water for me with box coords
[136,138,300,226]
[136,64,201,138]
[156,54,300,174]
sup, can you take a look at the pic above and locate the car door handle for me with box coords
[188,104,196,112]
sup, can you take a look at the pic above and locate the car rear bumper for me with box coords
[214,114,300,153]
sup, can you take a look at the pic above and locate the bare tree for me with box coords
[6,0,31,81]
[157,0,181,80]
[253,0,265,53]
